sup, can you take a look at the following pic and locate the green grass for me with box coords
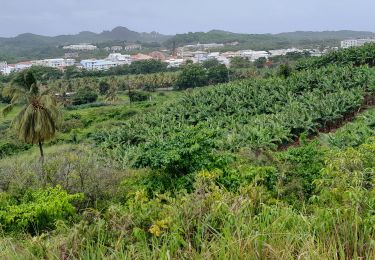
[0,90,183,157]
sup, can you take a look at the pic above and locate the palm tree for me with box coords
[2,71,61,164]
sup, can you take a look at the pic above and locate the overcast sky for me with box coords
[1,0,374,37]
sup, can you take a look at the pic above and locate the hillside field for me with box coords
[1,45,375,259]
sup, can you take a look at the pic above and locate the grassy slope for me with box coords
[0,90,183,158]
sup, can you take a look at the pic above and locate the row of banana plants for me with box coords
[296,43,375,70]
[94,65,375,168]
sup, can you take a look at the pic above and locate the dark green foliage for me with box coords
[0,141,32,158]
[99,66,372,165]
[207,64,229,84]
[134,125,227,176]
[296,43,375,70]
[128,91,150,102]
[129,60,168,74]
[277,63,293,78]
[321,109,375,149]
[219,165,279,193]
[0,186,82,234]
[11,70,37,91]
[254,57,267,68]
[176,64,208,89]
[98,80,110,95]
[230,57,252,68]
[277,139,326,203]
[202,59,220,69]
[0,84,11,103]
[72,89,98,106]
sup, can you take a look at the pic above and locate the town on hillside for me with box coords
[1,38,373,75]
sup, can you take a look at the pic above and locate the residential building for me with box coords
[131,53,153,61]
[0,61,7,74]
[111,46,123,51]
[239,50,269,61]
[268,48,302,57]
[222,51,241,58]
[64,52,79,58]
[14,61,33,71]
[63,44,97,51]
[34,58,75,68]
[165,58,184,68]
[124,44,142,51]
[107,53,132,64]
[182,43,225,51]
[216,56,230,67]
[149,51,167,60]
[341,39,375,48]
[80,59,117,70]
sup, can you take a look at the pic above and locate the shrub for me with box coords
[277,63,293,78]
[0,186,83,234]
[71,89,98,106]
[128,91,150,102]
[98,81,110,95]
[176,64,208,89]
[207,64,229,84]
[276,139,326,203]
[134,125,230,176]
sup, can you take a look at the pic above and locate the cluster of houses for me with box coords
[1,41,328,75]
[340,38,375,48]
[0,59,76,75]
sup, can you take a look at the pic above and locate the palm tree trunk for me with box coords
[39,141,44,161]
[39,141,45,186]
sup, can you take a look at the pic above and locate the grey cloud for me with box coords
[0,0,374,37]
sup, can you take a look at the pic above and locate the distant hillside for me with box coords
[0,27,171,63]
[276,30,375,41]
[1,27,375,63]
[165,30,375,50]
[0,26,170,47]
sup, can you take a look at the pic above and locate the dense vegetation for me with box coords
[296,43,375,69]
[1,44,375,258]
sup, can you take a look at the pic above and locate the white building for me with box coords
[0,61,7,74]
[268,48,303,57]
[341,39,375,48]
[111,46,123,51]
[107,53,132,65]
[165,58,184,68]
[216,56,230,67]
[63,44,97,51]
[34,58,75,68]
[183,43,225,51]
[239,50,269,61]
[124,44,142,51]
[80,59,118,70]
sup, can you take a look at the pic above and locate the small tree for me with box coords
[202,58,220,69]
[278,63,293,78]
[2,71,61,165]
[71,88,98,105]
[207,64,229,85]
[176,64,208,89]
[254,57,267,68]
[98,80,110,95]
[230,57,252,68]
